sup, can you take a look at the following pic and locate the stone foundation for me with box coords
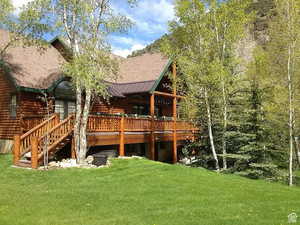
[0,139,13,154]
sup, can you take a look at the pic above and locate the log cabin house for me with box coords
[0,29,198,168]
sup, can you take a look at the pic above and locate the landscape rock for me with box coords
[44,158,109,169]
[85,155,94,164]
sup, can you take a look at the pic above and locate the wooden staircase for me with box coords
[13,114,74,169]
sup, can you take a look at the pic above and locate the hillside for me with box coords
[128,0,274,58]
[1,154,299,225]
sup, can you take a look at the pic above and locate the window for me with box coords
[68,102,76,115]
[133,105,148,115]
[55,100,76,120]
[55,100,65,120]
[10,95,17,118]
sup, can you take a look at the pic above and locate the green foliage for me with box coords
[0,0,51,58]
[47,0,134,96]
[62,48,118,99]
[161,0,299,181]
[128,34,169,57]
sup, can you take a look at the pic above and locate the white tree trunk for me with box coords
[74,81,82,163]
[287,45,294,186]
[294,136,300,166]
[204,88,220,172]
[222,81,228,169]
[78,88,92,164]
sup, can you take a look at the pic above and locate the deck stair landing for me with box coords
[13,114,74,169]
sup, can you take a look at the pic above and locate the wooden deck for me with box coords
[86,115,196,146]
[14,114,198,169]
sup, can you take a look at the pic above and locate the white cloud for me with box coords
[137,0,175,23]
[12,0,33,14]
[112,0,174,35]
[110,36,146,46]
[112,43,146,58]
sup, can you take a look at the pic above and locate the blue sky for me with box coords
[12,0,175,57]
[110,0,175,57]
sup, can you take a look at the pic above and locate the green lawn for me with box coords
[0,154,300,225]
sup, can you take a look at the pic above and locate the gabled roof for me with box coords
[116,53,169,84]
[0,29,66,91]
[0,31,171,96]
[49,37,171,96]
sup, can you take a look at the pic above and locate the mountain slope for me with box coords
[128,0,274,58]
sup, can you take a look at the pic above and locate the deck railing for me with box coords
[14,113,60,162]
[20,115,51,132]
[88,115,121,132]
[87,114,197,133]
[13,113,198,168]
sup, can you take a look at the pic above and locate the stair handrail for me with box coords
[19,113,60,156]
[36,115,74,160]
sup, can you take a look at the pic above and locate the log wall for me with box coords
[0,72,19,140]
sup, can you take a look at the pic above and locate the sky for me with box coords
[11,0,176,58]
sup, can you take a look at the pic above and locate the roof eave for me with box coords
[149,59,173,94]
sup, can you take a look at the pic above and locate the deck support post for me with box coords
[71,136,76,159]
[13,135,21,165]
[31,137,38,169]
[119,116,125,156]
[150,93,155,160]
[172,62,178,164]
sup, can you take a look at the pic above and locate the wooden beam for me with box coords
[150,94,155,160]
[173,63,177,95]
[71,136,76,159]
[172,62,178,164]
[31,137,38,169]
[13,135,20,165]
[153,91,185,99]
[87,132,195,146]
[119,116,125,156]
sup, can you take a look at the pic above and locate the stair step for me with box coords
[15,160,31,168]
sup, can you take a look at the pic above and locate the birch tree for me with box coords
[207,0,253,169]
[266,0,300,186]
[46,0,134,164]
[162,0,252,171]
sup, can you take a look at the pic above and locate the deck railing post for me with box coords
[119,116,125,156]
[13,135,21,165]
[150,94,155,160]
[31,137,39,169]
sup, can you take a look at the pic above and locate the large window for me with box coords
[10,94,17,118]
[55,100,75,120]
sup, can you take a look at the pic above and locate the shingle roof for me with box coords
[0,29,65,89]
[111,80,156,95]
[116,53,169,84]
[0,30,170,96]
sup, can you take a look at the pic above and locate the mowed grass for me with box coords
[0,154,300,225]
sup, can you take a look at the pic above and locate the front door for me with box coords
[55,100,76,120]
